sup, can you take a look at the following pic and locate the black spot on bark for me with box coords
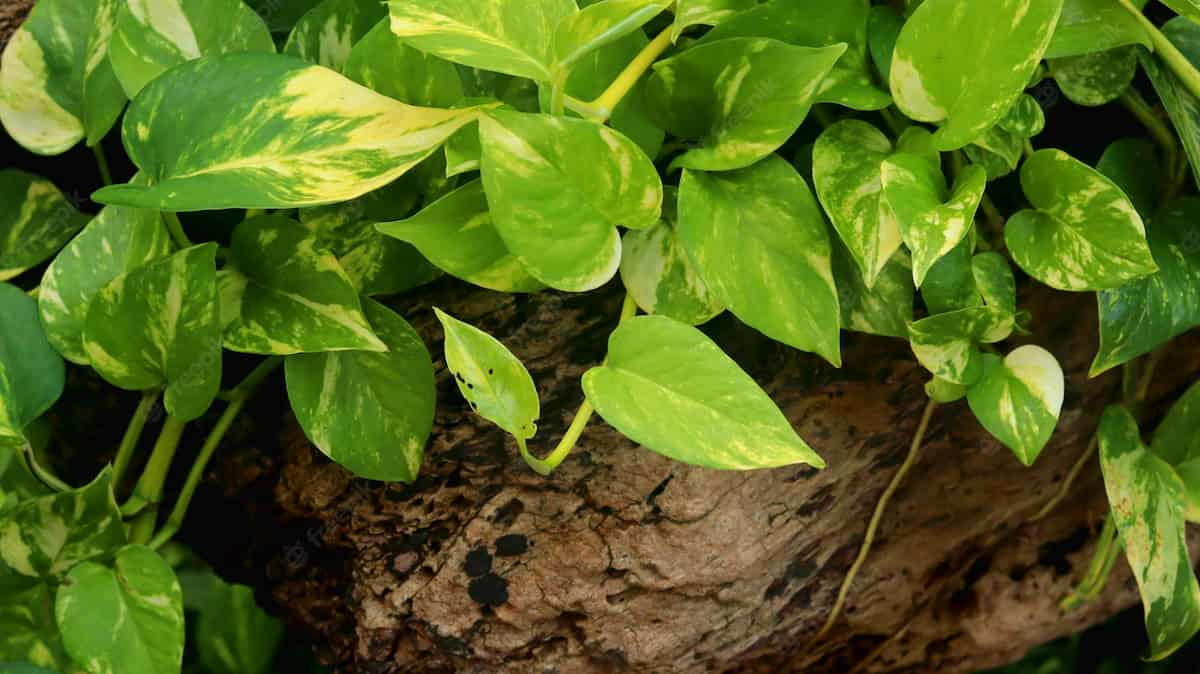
[464,547,492,577]
[468,573,508,606]
[645,474,674,507]
[491,498,524,526]
[1038,527,1089,576]
[495,534,528,557]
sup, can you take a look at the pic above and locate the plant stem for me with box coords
[163,212,193,249]
[1028,433,1098,522]
[809,398,938,645]
[1120,87,1178,158]
[148,357,281,549]
[1120,0,1200,101]
[586,27,673,123]
[22,444,70,492]
[1135,347,1166,408]
[123,415,188,543]
[1062,515,1121,609]
[26,286,39,299]
[92,145,113,186]
[548,70,569,117]
[1023,138,1036,161]
[112,391,159,487]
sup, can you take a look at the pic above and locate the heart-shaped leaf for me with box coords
[0,285,65,453]
[971,252,1017,316]
[284,0,385,70]
[964,95,1047,181]
[553,0,671,69]
[341,19,464,107]
[833,242,913,339]
[194,576,284,674]
[679,155,842,366]
[1047,0,1149,58]
[583,315,825,470]
[908,307,1013,385]
[967,345,1065,465]
[1007,149,1157,291]
[920,236,982,315]
[1049,46,1137,107]
[0,171,88,282]
[1096,137,1164,217]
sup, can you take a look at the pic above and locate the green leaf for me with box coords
[1161,0,1200,24]
[39,203,171,365]
[1149,18,1200,194]
[434,309,539,441]
[1045,0,1149,58]
[620,187,723,325]
[0,665,58,674]
[479,110,661,292]
[0,0,126,154]
[386,0,576,80]
[833,242,914,339]
[971,252,1017,316]
[92,54,486,211]
[55,544,185,674]
[964,94,1046,181]
[376,180,543,293]
[679,155,842,366]
[0,469,125,583]
[341,19,464,107]
[866,5,903,87]
[1098,405,1200,660]
[553,0,671,69]
[583,315,825,470]
[1006,149,1157,291]
[812,119,901,287]
[1152,381,1200,468]
[967,345,1065,465]
[925,375,967,404]
[645,38,845,171]
[286,299,435,482]
[0,170,88,281]
[0,583,80,674]
[1092,199,1200,375]
[889,0,1063,151]
[697,0,892,111]
[671,0,756,42]
[246,0,323,33]
[921,235,982,315]
[195,577,284,674]
[0,285,65,455]
[1096,137,1164,217]
[907,307,1013,385]
[1049,46,1137,107]
[221,215,386,355]
[284,0,386,70]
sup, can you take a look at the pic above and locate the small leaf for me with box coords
[907,307,1013,385]
[195,577,284,674]
[1006,149,1157,291]
[377,180,543,293]
[221,215,386,355]
[925,376,967,404]
[670,0,756,42]
[583,315,825,470]
[1152,380,1200,468]
[341,19,464,107]
[964,94,1046,181]
[1046,0,1149,58]
[679,155,842,366]
[55,544,185,674]
[1098,405,1200,660]
[0,285,65,451]
[479,110,661,292]
[284,0,385,70]
[553,0,671,69]
[1049,46,1137,107]
[435,309,539,441]
[0,171,88,282]
[833,242,914,339]
[286,299,435,482]
[1096,137,1164,217]
[967,345,1065,465]
[645,38,845,171]
[110,0,275,97]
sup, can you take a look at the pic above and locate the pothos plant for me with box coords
[0,0,1199,671]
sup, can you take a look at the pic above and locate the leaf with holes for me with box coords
[0,285,65,452]
[967,346,1065,465]
[0,171,88,282]
[284,0,385,70]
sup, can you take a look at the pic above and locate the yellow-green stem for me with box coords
[1120,0,1200,101]
[585,27,674,122]
[1029,434,1098,523]
[23,444,70,492]
[164,212,193,249]
[1062,516,1121,609]
[112,391,159,487]
[92,145,113,186]
[124,415,187,543]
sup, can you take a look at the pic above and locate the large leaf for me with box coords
[889,0,1064,151]
[866,4,903,87]
[1153,381,1200,469]
[286,299,435,482]
[435,309,539,441]
[1045,0,1149,58]
[194,577,284,674]
[479,110,661,292]
[109,0,274,97]
[967,345,1065,465]
[1006,149,1157,291]
[0,171,88,282]
[341,19,464,107]
[284,0,386,70]
[583,315,825,470]
[1098,405,1200,660]
[0,0,125,154]
[679,155,842,366]
[92,54,486,211]
[376,180,543,293]
[55,544,185,674]
[553,0,671,69]
[386,0,576,80]
[0,285,65,452]
[221,215,386,355]
[1092,199,1200,375]
[1162,0,1200,24]
[1049,46,1137,107]
[645,38,845,171]
[39,204,171,365]
[670,0,756,41]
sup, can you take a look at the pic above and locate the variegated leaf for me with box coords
[925,375,968,404]
[92,54,487,211]
[376,180,543,293]
[1146,18,1200,194]
[866,5,903,87]
[1046,0,1149,58]
[1161,0,1200,24]
[435,309,540,441]
[967,345,1064,465]
[0,583,81,674]
[554,0,671,69]
[678,155,842,366]
[387,0,576,81]
[55,544,185,674]
[222,215,386,355]
[1096,137,1164,217]
[1098,405,1200,660]
[921,235,982,315]
[39,204,171,365]
[342,19,464,107]
[620,187,723,326]
[1049,46,1137,107]
[964,94,1046,180]
[833,242,913,339]
[645,38,845,171]
[583,315,825,470]
[971,252,1017,316]
[697,0,893,111]
[194,576,283,674]
[1153,382,1200,521]
[0,285,65,451]
[479,110,661,292]
[907,306,1013,385]
[286,299,435,482]
[246,0,322,33]
[890,0,1063,151]
[1007,149,1157,291]
[812,120,901,287]
[0,171,87,282]
[83,245,221,421]
[284,0,386,70]
[670,0,756,42]
[0,0,125,155]
[1092,200,1200,375]
[109,0,275,97]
